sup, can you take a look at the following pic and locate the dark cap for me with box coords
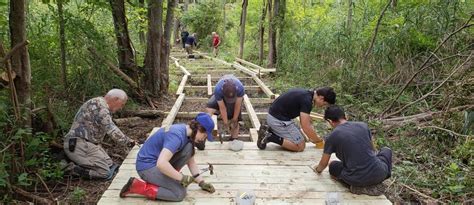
[222,79,237,103]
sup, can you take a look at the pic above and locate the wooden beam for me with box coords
[169,56,178,62]
[236,57,262,72]
[179,65,191,76]
[176,74,188,95]
[173,111,268,119]
[250,128,258,142]
[212,115,218,137]
[253,76,275,99]
[232,62,257,76]
[185,97,273,104]
[243,94,261,129]
[161,93,185,127]
[207,74,212,96]
[184,85,261,91]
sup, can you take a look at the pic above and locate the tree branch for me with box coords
[417,125,471,137]
[364,0,392,60]
[380,16,473,117]
[386,53,471,117]
[0,40,29,64]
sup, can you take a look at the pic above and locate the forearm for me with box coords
[157,162,182,181]
[187,159,203,183]
[219,108,228,124]
[302,126,322,143]
[232,101,242,121]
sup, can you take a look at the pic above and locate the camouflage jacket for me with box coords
[64,97,132,145]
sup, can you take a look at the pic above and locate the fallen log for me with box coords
[114,117,143,127]
[12,185,54,205]
[120,110,165,118]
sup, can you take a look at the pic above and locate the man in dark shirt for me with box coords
[257,87,336,152]
[185,33,197,55]
[180,30,189,49]
[314,105,392,196]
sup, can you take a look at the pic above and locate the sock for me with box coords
[267,133,283,145]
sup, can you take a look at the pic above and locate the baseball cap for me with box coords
[195,112,215,141]
[222,79,237,103]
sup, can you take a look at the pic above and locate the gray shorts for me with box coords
[207,95,242,120]
[266,114,304,144]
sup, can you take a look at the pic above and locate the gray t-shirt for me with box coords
[324,121,388,186]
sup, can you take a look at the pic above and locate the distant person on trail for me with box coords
[180,30,189,49]
[185,33,197,55]
[211,32,221,57]
[63,89,136,180]
[196,75,245,150]
[257,87,336,152]
[119,113,216,201]
[314,105,392,196]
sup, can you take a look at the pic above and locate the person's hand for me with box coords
[313,165,322,174]
[199,181,215,193]
[223,121,230,132]
[180,174,195,187]
[230,119,238,129]
[127,140,136,148]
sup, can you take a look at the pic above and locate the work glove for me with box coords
[199,181,215,193]
[180,174,195,187]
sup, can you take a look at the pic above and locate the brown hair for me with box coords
[188,120,206,156]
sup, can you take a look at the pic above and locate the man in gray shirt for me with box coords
[314,105,392,196]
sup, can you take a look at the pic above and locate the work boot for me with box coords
[73,166,92,179]
[350,183,386,196]
[257,124,271,150]
[120,177,159,200]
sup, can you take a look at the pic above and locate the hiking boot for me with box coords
[350,183,386,196]
[257,124,270,150]
[73,166,92,180]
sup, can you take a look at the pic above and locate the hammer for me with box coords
[193,163,214,178]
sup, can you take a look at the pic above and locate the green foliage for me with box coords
[181,2,222,47]
[69,187,86,204]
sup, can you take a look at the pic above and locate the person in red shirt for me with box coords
[212,32,221,57]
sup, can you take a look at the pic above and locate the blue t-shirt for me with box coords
[136,124,189,171]
[214,76,245,101]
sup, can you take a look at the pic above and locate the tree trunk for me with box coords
[258,0,267,66]
[222,0,226,40]
[346,0,353,34]
[10,0,31,126]
[57,0,67,88]
[267,0,279,68]
[109,0,137,81]
[238,0,248,59]
[159,0,178,94]
[138,0,146,45]
[184,0,189,10]
[144,0,163,95]
[173,18,180,47]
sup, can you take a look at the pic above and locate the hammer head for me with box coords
[208,163,214,175]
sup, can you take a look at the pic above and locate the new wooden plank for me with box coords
[235,57,261,73]
[249,128,258,142]
[161,94,185,127]
[173,111,268,119]
[184,85,260,91]
[179,65,191,76]
[185,97,273,104]
[232,62,257,76]
[207,74,212,96]
[176,74,188,95]
[252,75,275,98]
[212,115,218,137]
[243,94,261,129]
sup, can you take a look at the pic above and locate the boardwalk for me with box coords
[98,52,392,205]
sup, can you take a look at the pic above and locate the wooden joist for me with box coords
[176,74,188,95]
[207,74,212,96]
[232,62,258,76]
[184,85,261,91]
[185,97,273,104]
[253,75,275,99]
[243,94,261,130]
[249,128,258,142]
[179,65,191,76]
[212,115,218,137]
[172,111,268,119]
[161,93,185,128]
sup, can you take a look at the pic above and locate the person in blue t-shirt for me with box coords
[314,105,392,196]
[119,113,216,201]
[197,75,245,150]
